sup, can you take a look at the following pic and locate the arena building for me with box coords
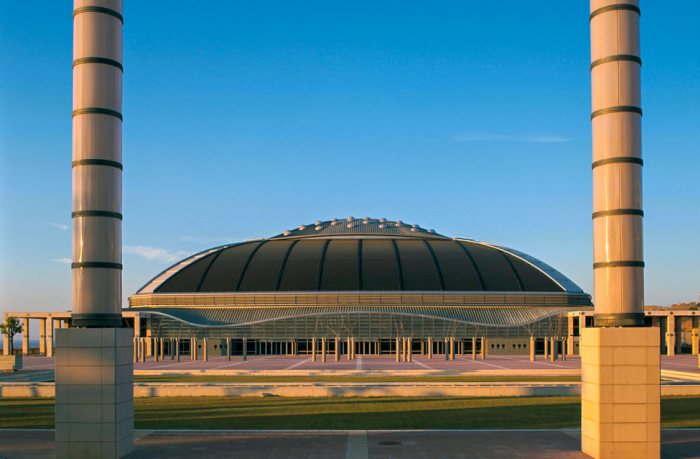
[125,217,592,358]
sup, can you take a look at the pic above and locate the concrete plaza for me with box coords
[7,353,700,377]
[1,429,700,459]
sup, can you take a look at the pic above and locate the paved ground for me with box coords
[4,354,699,382]
[1,429,700,458]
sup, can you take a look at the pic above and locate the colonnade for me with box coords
[2,315,69,357]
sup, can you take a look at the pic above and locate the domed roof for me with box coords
[136,218,583,295]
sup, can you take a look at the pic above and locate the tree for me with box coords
[1,317,23,355]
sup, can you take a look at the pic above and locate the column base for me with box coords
[55,328,134,459]
[581,327,660,459]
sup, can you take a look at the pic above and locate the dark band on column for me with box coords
[592,209,644,219]
[591,106,642,119]
[72,159,123,170]
[73,57,123,72]
[73,6,124,23]
[593,261,645,269]
[72,108,123,121]
[590,4,640,21]
[590,54,641,70]
[592,157,643,169]
[72,262,123,270]
[72,210,123,220]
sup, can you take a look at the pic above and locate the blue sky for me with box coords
[1,1,698,324]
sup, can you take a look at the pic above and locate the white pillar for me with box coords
[46,318,54,358]
[590,0,644,327]
[22,318,29,355]
[71,0,124,329]
[568,316,575,355]
[583,3,658,458]
[39,318,46,355]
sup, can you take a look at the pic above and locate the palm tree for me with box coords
[1,317,23,355]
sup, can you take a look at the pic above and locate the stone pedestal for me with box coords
[581,327,660,459]
[55,328,134,459]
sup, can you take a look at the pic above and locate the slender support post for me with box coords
[428,337,433,359]
[243,338,247,361]
[550,338,557,362]
[22,318,29,355]
[562,339,567,361]
[347,338,352,360]
[140,338,145,362]
[472,337,477,360]
[544,337,550,359]
[227,338,231,361]
[692,329,700,355]
[321,338,326,363]
[396,338,401,363]
[312,338,316,362]
[335,337,340,362]
[133,338,138,362]
[46,319,54,358]
[153,339,158,362]
[192,338,197,361]
[159,338,164,360]
[175,339,180,362]
[568,316,575,355]
[203,338,208,361]
[530,336,536,361]
[449,337,455,361]
[407,338,412,363]
[481,337,487,359]
[39,318,46,355]
[402,338,407,362]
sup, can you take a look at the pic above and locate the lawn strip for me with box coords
[1,396,698,430]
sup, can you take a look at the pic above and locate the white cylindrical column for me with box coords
[72,0,124,327]
[590,0,644,327]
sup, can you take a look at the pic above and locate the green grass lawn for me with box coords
[2,396,699,430]
[132,375,582,383]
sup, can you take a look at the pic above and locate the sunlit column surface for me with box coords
[72,0,124,327]
[590,0,644,327]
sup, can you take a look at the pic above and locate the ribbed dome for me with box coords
[137,218,583,295]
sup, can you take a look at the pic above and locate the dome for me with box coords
[136,218,583,295]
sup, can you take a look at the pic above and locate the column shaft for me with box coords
[46,319,54,358]
[71,0,124,327]
[22,318,29,355]
[590,0,644,327]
